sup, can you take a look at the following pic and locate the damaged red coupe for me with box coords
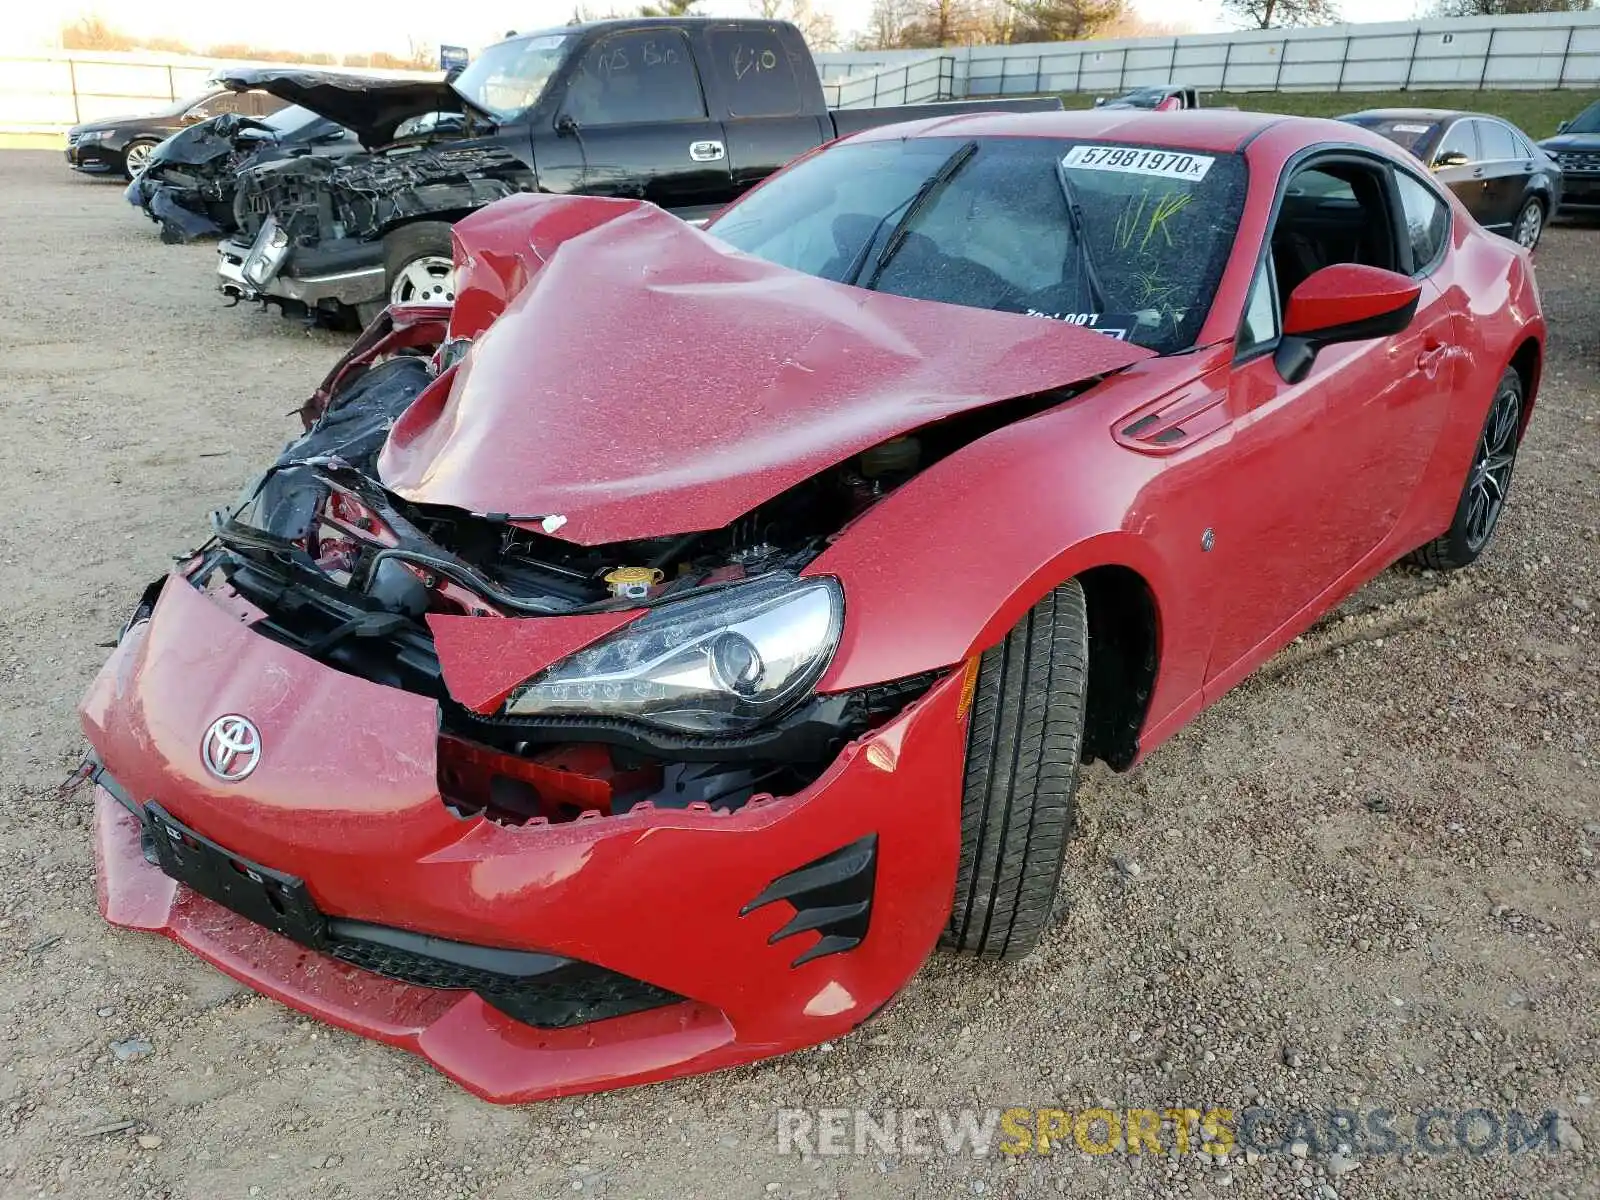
[80,110,1543,1102]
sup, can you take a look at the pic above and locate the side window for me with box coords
[564,31,706,126]
[1269,162,1400,309]
[1393,171,1451,273]
[1435,120,1478,166]
[707,27,803,118]
[1477,119,1516,162]
[1237,252,1280,357]
[187,94,236,120]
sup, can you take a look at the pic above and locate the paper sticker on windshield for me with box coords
[1391,123,1433,133]
[1061,145,1214,182]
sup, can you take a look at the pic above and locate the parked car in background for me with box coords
[127,106,360,243]
[66,89,289,180]
[81,109,1543,1103]
[1341,109,1560,250]
[1539,99,1600,214]
[216,18,1063,328]
[1094,84,1201,111]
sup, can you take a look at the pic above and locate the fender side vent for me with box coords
[741,834,877,967]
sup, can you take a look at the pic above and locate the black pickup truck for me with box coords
[216,17,1061,326]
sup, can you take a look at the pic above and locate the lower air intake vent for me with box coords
[741,834,877,966]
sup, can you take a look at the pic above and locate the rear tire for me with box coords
[383,221,456,307]
[942,580,1089,961]
[1407,366,1523,571]
[1512,198,1545,250]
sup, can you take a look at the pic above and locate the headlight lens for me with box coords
[503,574,843,734]
[79,130,107,143]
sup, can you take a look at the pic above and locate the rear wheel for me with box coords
[1512,198,1545,250]
[942,580,1089,961]
[1408,367,1523,571]
[383,221,456,307]
[121,139,158,179]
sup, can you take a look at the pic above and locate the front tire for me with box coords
[1408,366,1523,571]
[942,580,1089,961]
[121,139,158,180]
[383,221,456,307]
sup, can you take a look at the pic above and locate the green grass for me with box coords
[1057,88,1600,139]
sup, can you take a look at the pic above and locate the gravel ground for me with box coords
[0,150,1596,1200]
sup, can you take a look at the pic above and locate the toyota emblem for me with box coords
[201,715,262,782]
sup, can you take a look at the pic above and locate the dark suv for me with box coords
[1342,108,1562,250]
[66,89,287,179]
[1540,100,1600,214]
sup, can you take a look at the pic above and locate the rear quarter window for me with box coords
[707,27,803,118]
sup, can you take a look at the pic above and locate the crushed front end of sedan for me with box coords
[79,189,1152,1102]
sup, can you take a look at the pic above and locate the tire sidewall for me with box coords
[383,221,456,306]
[1439,368,1524,566]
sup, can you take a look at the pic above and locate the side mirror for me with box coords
[1093,97,1106,108]
[1433,149,1470,169]
[556,113,579,136]
[1274,263,1421,384]
[1558,120,1570,134]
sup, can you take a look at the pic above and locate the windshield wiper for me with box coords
[844,139,980,290]
[1054,158,1110,313]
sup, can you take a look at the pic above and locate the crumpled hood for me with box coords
[218,69,479,148]
[1540,132,1600,153]
[378,195,1153,546]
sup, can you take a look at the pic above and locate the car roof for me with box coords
[1343,108,1497,123]
[843,108,1293,154]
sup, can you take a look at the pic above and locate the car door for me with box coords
[1429,118,1492,225]
[1472,118,1522,231]
[699,23,829,199]
[1203,156,1459,695]
[551,27,732,214]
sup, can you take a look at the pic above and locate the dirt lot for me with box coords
[0,149,1595,1200]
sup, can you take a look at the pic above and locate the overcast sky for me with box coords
[19,0,1426,59]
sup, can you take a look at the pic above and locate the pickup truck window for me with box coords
[565,30,707,125]
[707,27,802,118]
[710,136,1247,355]
[451,33,569,121]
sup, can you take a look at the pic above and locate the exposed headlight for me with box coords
[503,574,843,734]
[241,219,291,287]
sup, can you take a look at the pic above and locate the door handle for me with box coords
[689,140,725,163]
[1415,341,1451,379]
[1472,167,1485,178]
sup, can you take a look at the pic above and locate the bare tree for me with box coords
[1003,0,1128,43]
[638,0,699,16]
[1222,0,1341,28]
[856,0,919,48]
[751,0,842,49]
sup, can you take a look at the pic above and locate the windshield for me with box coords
[709,136,1247,355]
[450,33,569,120]
[1110,87,1174,108]
[259,105,322,136]
[1344,115,1443,160]
[1566,101,1600,134]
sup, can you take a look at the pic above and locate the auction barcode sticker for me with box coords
[1060,145,1215,182]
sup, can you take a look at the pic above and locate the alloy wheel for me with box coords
[390,255,455,305]
[1514,202,1543,249]
[124,142,154,176]
[1465,381,1521,552]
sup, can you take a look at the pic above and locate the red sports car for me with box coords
[80,110,1543,1102]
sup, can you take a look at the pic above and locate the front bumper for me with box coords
[81,575,965,1102]
[218,228,384,309]
[1556,173,1600,211]
[65,142,120,173]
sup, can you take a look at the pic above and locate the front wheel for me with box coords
[942,580,1089,961]
[1408,366,1523,571]
[383,221,457,306]
[1512,198,1545,250]
[121,139,158,180]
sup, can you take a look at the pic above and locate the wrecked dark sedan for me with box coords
[127,106,359,243]
[216,17,1061,327]
[80,110,1544,1102]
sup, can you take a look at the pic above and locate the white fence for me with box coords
[818,10,1600,108]
[0,49,437,134]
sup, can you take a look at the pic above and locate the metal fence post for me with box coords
[1402,28,1420,91]
[1558,23,1574,88]
[1478,27,1495,90]
[1336,35,1350,91]
[1073,49,1084,94]
[1117,48,1126,92]
[1034,54,1042,95]
[1169,37,1179,79]
[68,58,80,124]
[999,54,1008,96]
[1274,38,1288,88]
[1220,40,1233,92]
[167,64,176,101]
